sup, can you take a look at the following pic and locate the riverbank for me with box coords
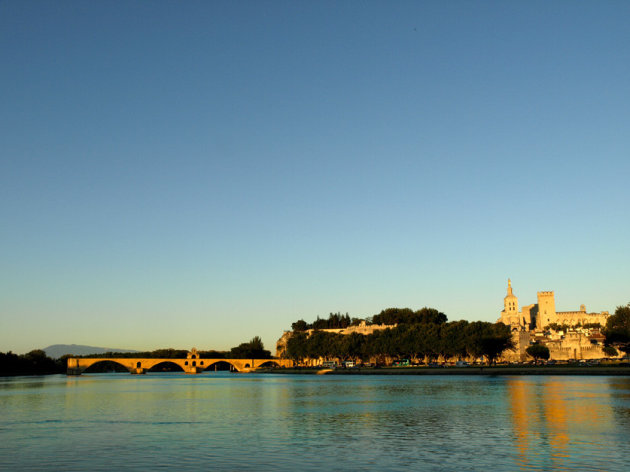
[257,365,630,376]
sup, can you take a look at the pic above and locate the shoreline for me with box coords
[258,365,630,376]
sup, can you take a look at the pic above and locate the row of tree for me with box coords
[370,307,448,326]
[291,308,449,331]
[284,318,514,365]
[545,322,602,332]
[292,312,361,331]
[0,350,64,376]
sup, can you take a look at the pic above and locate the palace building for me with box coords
[498,279,613,361]
[499,279,609,331]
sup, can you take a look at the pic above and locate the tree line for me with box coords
[604,303,630,356]
[284,310,514,365]
[0,350,64,376]
[545,322,602,332]
[291,308,448,331]
[292,312,361,331]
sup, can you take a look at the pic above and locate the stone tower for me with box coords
[500,279,523,329]
[504,279,519,318]
[537,291,556,328]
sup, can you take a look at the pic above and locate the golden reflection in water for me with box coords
[507,378,534,469]
[508,378,615,471]
[544,380,570,467]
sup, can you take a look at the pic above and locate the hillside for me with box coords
[42,344,139,359]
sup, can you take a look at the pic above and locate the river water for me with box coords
[1,373,629,471]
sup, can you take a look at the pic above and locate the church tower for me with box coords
[500,278,522,329]
[504,279,519,317]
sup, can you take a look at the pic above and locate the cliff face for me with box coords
[275,332,293,358]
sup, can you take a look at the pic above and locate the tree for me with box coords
[371,308,415,325]
[415,307,448,325]
[525,343,550,365]
[230,336,271,359]
[291,319,309,331]
[473,323,514,365]
[0,350,61,376]
[480,336,514,365]
[602,345,618,358]
[343,333,365,362]
[604,303,630,356]
[370,307,447,326]
[285,332,308,362]
[464,321,491,361]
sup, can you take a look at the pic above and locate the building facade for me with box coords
[499,279,609,331]
[498,279,611,361]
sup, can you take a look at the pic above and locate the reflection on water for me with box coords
[508,377,629,471]
[1,374,629,471]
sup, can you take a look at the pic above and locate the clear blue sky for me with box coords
[1,1,629,354]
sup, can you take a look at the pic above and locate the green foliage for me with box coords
[198,350,227,359]
[283,318,514,365]
[464,321,514,364]
[473,323,514,365]
[229,336,271,359]
[285,331,308,362]
[582,323,602,330]
[546,322,602,332]
[604,303,630,355]
[525,343,550,364]
[370,307,447,326]
[81,348,191,359]
[289,307,448,333]
[291,312,356,331]
[602,345,618,357]
[0,350,63,376]
[545,323,571,332]
[291,319,309,331]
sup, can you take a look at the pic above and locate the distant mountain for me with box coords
[42,344,139,359]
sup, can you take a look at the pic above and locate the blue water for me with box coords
[1,373,629,471]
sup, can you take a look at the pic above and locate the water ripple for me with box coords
[1,374,629,470]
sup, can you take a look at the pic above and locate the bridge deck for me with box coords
[67,357,293,375]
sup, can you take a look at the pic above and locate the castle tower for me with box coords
[537,291,556,328]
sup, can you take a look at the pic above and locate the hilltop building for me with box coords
[498,279,611,361]
[499,279,609,331]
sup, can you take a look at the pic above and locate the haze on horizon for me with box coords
[1,1,628,355]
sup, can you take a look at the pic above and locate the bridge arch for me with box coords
[83,359,131,373]
[203,360,239,372]
[148,361,185,372]
[256,360,281,369]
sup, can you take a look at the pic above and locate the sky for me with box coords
[1,1,629,354]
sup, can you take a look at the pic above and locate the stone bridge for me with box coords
[66,348,293,375]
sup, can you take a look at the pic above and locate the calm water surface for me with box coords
[1,373,629,471]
